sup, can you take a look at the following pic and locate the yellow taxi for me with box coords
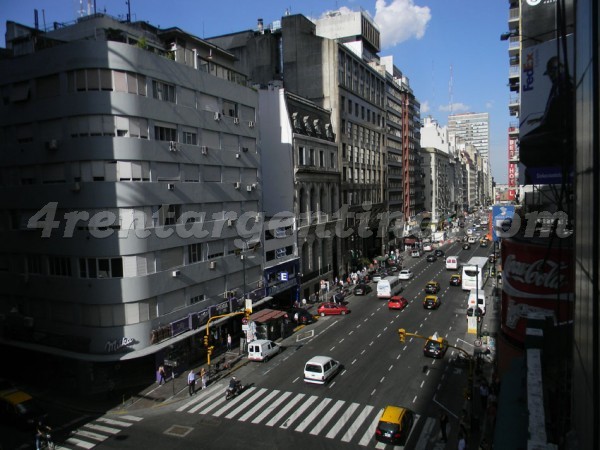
[0,389,47,429]
[450,274,462,286]
[424,281,440,294]
[375,405,415,445]
[423,332,449,358]
[423,295,441,310]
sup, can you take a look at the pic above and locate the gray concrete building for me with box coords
[0,13,264,391]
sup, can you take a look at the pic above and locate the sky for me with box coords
[0,0,512,183]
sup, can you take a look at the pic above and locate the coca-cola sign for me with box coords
[501,238,573,344]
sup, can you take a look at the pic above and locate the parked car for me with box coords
[449,274,462,286]
[287,308,314,325]
[375,405,415,445]
[317,302,350,316]
[398,269,413,280]
[434,249,445,257]
[423,295,441,310]
[424,281,440,294]
[353,283,372,296]
[423,334,449,358]
[423,244,433,252]
[0,389,47,429]
[388,295,408,310]
[247,339,280,362]
[426,254,437,262]
[411,250,421,258]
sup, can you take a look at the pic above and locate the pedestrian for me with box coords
[158,365,166,385]
[457,432,467,450]
[227,333,232,351]
[439,411,449,443]
[479,381,489,409]
[200,367,207,390]
[187,370,196,396]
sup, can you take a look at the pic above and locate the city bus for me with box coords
[377,275,403,299]
[461,256,489,291]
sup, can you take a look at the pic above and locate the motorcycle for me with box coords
[225,381,243,400]
[39,432,55,449]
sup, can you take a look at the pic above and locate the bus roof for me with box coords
[464,256,489,269]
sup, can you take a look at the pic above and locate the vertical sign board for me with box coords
[492,205,515,242]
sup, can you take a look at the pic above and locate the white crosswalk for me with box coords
[178,382,420,447]
[52,414,144,450]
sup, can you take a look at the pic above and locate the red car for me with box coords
[388,296,408,310]
[317,302,350,316]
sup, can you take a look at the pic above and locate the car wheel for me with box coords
[341,311,346,315]
[320,312,325,317]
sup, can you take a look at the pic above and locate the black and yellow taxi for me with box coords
[480,238,489,247]
[423,295,441,309]
[0,389,47,429]
[424,281,440,294]
[449,273,462,286]
[423,333,449,358]
[375,405,415,445]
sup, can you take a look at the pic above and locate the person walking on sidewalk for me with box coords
[187,370,196,396]
[200,367,207,390]
[479,381,489,410]
[158,365,166,385]
[439,410,449,443]
[227,333,232,351]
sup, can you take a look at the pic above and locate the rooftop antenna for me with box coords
[126,0,131,22]
[448,64,454,118]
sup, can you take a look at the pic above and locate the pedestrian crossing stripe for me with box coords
[178,383,420,447]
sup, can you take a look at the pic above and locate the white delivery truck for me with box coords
[467,290,486,315]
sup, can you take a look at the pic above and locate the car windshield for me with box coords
[305,364,323,373]
[425,341,441,351]
[378,421,399,433]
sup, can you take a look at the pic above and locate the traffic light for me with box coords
[203,334,209,347]
[245,308,251,320]
[399,328,406,343]
[207,346,214,357]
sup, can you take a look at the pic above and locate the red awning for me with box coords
[404,238,416,244]
[249,308,287,323]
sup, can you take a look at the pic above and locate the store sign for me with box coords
[501,238,573,344]
[170,316,190,337]
[212,300,230,316]
[105,337,134,353]
[191,309,209,329]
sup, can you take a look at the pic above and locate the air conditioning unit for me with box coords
[71,182,81,192]
[233,117,240,125]
[246,185,252,192]
[169,141,177,152]
[46,139,59,150]
[248,121,255,128]
[214,112,222,121]
[201,146,208,155]
[251,183,258,189]
[209,261,216,269]
[167,183,175,190]
[242,147,249,152]
[227,218,235,227]
[234,182,241,189]
[236,153,240,159]
[172,270,180,277]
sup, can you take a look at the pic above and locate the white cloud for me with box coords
[420,100,430,113]
[438,102,470,113]
[485,101,494,109]
[374,0,431,48]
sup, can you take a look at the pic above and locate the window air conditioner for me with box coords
[236,153,240,159]
[172,270,180,277]
[227,219,234,227]
[167,183,175,190]
[209,261,216,269]
[46,139,59,150]
[234,117,240,125]
[248,121,255,128]
[246,185,252,192]
[214,112,222,121]
[201,146,208,155]
[234,182,241,189]
[169,141,177,151]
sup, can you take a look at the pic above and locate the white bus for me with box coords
[461,257,489,291]
[377,276,403,299]
[445,256,459,270]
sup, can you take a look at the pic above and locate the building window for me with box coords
[188,243,202,263]
[154,125,177,141]
[48,256,71,277]
[27,255,43,274]
[152,80,175,102]
[319,150,325,167]
[79,257,123,278]
[309,148,315,166]
[182,131,197,145]
[298,146,305,165]
[190,294,205,305]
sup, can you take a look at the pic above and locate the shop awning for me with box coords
[249,308,287,324]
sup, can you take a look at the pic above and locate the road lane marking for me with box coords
[330,346,336,351]
[292,376,299,383]
[420,380,425,388]
[352,359,357,365]
[376,333,381,338]
[370,388,376,396]
[340,369,347,376]
[339,338,345,343]
[65,437,95,449]
[361,349,366,355]
[403,345,408,351]
[280,395,319,429]
[413,395,418,403]
[325,402,360,439]
[265,393,305,426]
[97,418,133,427]
[349,330,354,335]
[83,424,120,434]
[358,409,384,446]
[238,390,280,422]
[73,429,108,442]
[295,397,333,432]
[397,354,402,359]
[309,399,345,435]
[341,405,374,442]
[383,327,388,331]
[379,377,385,383]
[388,365,393,371]
[212,387,256,417]
[225,388,268,419]
[369,341,374,346]
[252,391,292,424]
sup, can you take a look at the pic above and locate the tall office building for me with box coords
[0,12,264,392]
[447,112,490,158]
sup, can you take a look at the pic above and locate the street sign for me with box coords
[279,272,288,281]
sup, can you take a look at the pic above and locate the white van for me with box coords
[445,256,459,270]
[467,290,486,315]
[247,339,280,362]
[304,356,341,384]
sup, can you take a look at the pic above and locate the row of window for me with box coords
[341,95,384,127]
[338,51,385,107]
[342,167,382,184]
[342,144,382,166]
[297,146,337,169]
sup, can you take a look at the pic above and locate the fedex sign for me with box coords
[522,52,535,91]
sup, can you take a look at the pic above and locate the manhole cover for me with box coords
[164,425,193,437]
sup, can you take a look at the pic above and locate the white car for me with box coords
[398,269,413,280]
[423,244,433,252]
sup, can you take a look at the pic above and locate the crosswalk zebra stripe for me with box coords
[225,388,268,420]
[294,397,332,433]
[96,417,133,427]
[358,408,384,446]
[65,437,96,449]
[325,402,360,439]
[198,392,229,415]
[251,391,292,424]
[309,399,345,435]
[238,390,280,422]
[83,423,121,435]
[279,395,319,430]
[341,405,374,442]
[72,429,108,442]
[118,415,143,422]
[212,387,256,417]
[265,393,306,427]
[187,388,223,414]
[374,441,387,449]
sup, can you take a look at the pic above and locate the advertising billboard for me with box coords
[491,205,515,242]
[501,237,573,345]
[520,0,574,49]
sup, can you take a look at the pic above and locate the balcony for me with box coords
[508,64,520,79]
